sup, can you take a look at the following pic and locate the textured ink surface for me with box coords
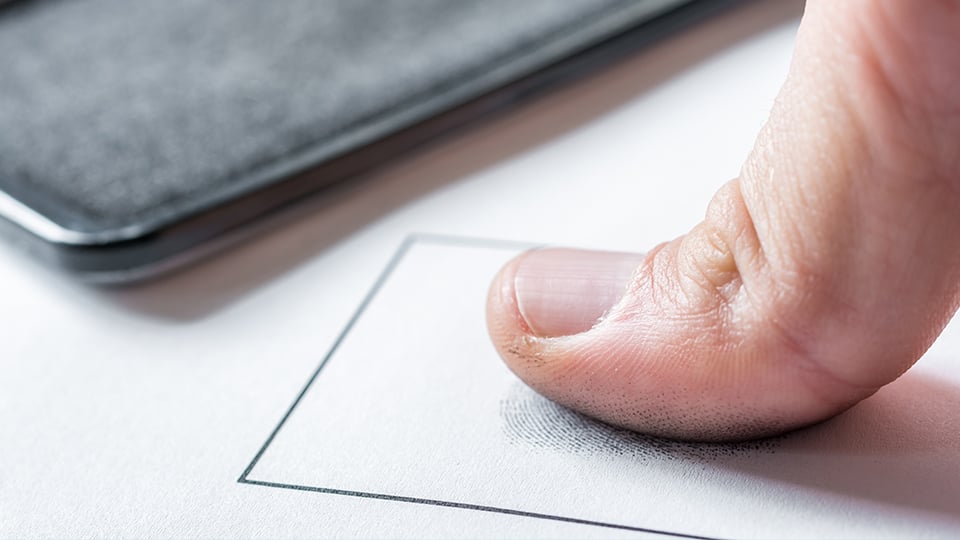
[0,0,674,232]
[240,236,960,539]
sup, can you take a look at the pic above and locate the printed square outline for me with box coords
[237,233,723,540]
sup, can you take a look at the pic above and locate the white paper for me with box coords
[243,238,960,540]
[6,2,958,538]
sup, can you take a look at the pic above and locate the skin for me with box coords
[486,0,960,441]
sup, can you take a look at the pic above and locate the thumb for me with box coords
[486,0,960,441]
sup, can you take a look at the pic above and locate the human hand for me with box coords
[486,0,960,441]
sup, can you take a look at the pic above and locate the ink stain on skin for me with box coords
[500,382,779,461]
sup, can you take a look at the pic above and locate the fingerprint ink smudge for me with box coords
[499,382,778,463]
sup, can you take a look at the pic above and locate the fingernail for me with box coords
[513,248,645,338]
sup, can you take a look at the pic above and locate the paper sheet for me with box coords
[5,3,959,537]
[241,236,960,540]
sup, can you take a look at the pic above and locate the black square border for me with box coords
[238,233,723,540]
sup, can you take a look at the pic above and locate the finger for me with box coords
[486,0,960,441]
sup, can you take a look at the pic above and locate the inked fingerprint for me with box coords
[499,382,778,461]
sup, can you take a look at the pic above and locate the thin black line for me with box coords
[409,231,542,251]
[238,234,725,540]
[238,234,418,482]
[240,233,521,481]
[237,479,725,540]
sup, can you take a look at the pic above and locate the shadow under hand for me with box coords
[728,369,960,518]
[501,368,960,521]
[86,0,802,321]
